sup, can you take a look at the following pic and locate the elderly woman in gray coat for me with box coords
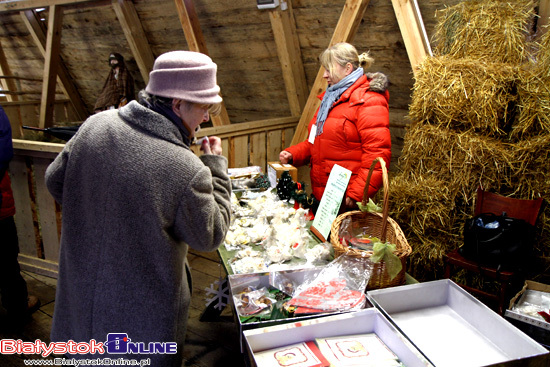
[45,51,231,366]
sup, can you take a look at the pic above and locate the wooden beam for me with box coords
[269,0,308,116]
[111,0,155,84]
[0,0,97,12]
[39,4,63,129]
[391,0,432,75]
[537,0,550,38]
[198,115,299,139]
[174,0,208,54]
[0,40,19,102]
[291,0,371,146]
[13,138,65,154]
[20,9,89,120]
[174,0,230,126]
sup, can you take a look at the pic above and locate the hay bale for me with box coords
[395,0,550,283]
[409,56,518,136]
[512,133,550,197]
[388,174,465,281]
[534,25,550,79]
[398,123,516,202]
[433,0,535,64]
[513,67,550,140]
[390,174,458,233]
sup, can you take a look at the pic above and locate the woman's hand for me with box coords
[279,150,293,164]
[201,136,223,155]
[345,196,356,208]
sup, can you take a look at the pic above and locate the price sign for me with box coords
[310,164,352,242]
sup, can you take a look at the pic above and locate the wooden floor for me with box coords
[0,249,247,366]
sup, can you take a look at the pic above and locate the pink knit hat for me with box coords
[146,51,222,105]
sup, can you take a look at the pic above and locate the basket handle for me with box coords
[362,157,389,242]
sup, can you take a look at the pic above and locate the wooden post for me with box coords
[391,0,432,75]
[174,0,231,126]
[39,4,63,129]
[0,0,96,12]
[537,0,550,38]
[0,41,19,102]
[291,0,371,146]
[21,9,89,121]
[269,0,308,116]
[111,0,155,84]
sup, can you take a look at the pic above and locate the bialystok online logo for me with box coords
[0,333,177,358]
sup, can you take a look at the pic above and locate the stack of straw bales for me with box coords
[389,0,550,283]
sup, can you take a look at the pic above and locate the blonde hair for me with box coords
[319,42,374,79]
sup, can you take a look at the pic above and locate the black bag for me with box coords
[460,213,535,271]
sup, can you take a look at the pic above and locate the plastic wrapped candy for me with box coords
[287,254,374,312]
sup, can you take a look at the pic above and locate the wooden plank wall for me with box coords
[10,140,64,278]
[10,119,297,277]
[191,116,298,171]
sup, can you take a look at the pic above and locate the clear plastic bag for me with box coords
[269,271,298,297]
[338,216,377,251]
[512,289,550,322]
[233,286,276,317]
[287,254,374,311]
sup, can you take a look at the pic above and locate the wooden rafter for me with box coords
[174,0,230,126]
[111,0,154,84]
[39,4,63,129]
[391,0,432,75]
[0,40,19,102]
[537,0,550,38]
[175,0,208,54]
[0,0,96,12]
[291,0,371,146]
[269,0,308,117]
[20,9,88,120]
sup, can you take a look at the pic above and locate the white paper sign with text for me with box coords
[310,164,352,242]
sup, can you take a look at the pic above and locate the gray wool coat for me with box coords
[45,101,231,366]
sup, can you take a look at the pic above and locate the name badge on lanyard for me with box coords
[308,124,317,144]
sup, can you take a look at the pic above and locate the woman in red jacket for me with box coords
[279,42,391,211]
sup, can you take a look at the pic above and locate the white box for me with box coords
[504,280,550,349]
[244,308,433,367]
[228,268,345,352]
[367,279,549,367]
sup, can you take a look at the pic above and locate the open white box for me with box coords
[367,279,549,367]
[243,307,433,367]
[228,267,346,352]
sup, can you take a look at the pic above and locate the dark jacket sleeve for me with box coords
[0,106,13,177]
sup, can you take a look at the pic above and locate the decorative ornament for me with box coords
[205,276,229,310]
[255,173,271,190]
[276,170,294,201]
[275,170,320,214]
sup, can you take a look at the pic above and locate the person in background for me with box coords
[279,42,391,211]
[0,105,40,328]
[45,51,231,366]
[94,52,135,113]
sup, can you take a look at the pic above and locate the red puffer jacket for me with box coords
[285,73,391,203]
[0,171,15,220]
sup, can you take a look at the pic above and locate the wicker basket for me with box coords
[330,157,411,290]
